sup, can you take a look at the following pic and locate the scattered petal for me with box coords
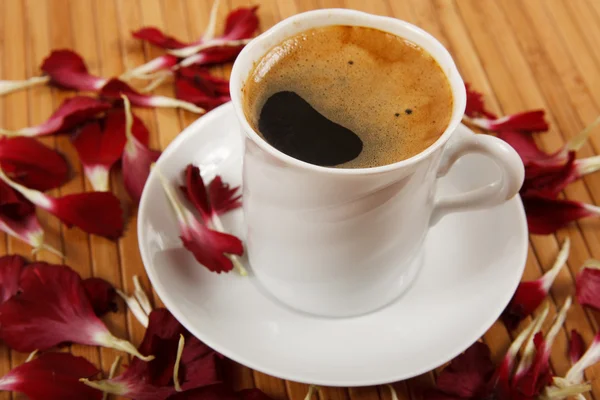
[570,330,585,365]
[0,96,110,138]
[121,55,179,81]
[83,277,118,317]
[516,298,571,397]
[0,183,60,255]
[464,110,548,133]
[103,356,122,400]
[82,308,221,399]
[502,238,569,330]
[435,342,495,398]
[0,136,69,191]
[132,27,188,49]
[101,79,205,114]
[72,110,149,191]
[168,6,259,58]
[0,255,26,303]
[0,168,124,239]
[179,46,246,68]
[158,167,243,274]
[0,263,152,360]
[576,259,600,311]
[116,288,149,328]
[464,83,496,119]
[174,334,185,392]
[41,50,108,91]
[522,195,600,235]
[121,96,161,204]
[133,275,153,315]
[0,76,50,97]
[566,329,600,384]
[0,352,101,400]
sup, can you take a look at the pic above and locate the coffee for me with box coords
[242,25,453,168]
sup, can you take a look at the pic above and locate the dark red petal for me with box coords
[421,390,462,400]
[184,164,211,219]
[435,341,495,398]
[515,333,552,397]
[522,195,600,235]
[497,131,565,167]
[0,255,26,303]
[175,79,230,111]
[476,110,548,133]
[41,50,107,91]
[576,267,600,311]
[501,281,547,330]
[50,192,124,239]
[132,27,188,49]
[0,137,69,191]
[0,263,111,351]
[100,79,150,106]
[183,46,245,67]
[464,83,496,119]
[22,96,111,137]
[0,352,101,400]
[222,6,260,40]
[208,176,241,216]
[73,121,123,172]
[87,308,220,399]
[181,222,244,273]
[521,152,577,198]
[570,329,585,364]
[83,277,117,317]
[178,66,230,96]
[122,136,161,204]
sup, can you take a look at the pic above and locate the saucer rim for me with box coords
[138,102,528,386]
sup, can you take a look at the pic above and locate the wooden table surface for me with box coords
[2,0,600,399]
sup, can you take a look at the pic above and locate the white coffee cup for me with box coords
[230,9,524,317]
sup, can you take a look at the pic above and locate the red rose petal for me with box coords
[570,329,585,365]
[435,342,495,398]
[0,352,101,400]
[184,164,212,220]
[83,277,118,317]
[567,330,600,384]
[464,83,496,119]
[132,27,188,49]
[497,131,566,169]
[0,263,151,360]
[0,76,50,96]
[2,96,111,138]
[0,136,69,191]
[467,110,548,133]
[522,195,600,235]
[0,255,26,303]
[101,79,204,113]
[502,239,569,329]
[41,50,108,91]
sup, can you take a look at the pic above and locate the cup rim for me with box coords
[230,8,467,176]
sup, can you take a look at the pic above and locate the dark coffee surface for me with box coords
[258,91,363,166]
[242,25,453,168]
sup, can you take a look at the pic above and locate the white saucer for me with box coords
[138,103,528,387]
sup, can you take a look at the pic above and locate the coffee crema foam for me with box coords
[242,25,454,168]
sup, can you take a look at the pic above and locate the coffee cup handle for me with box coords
[430,127,524,225]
